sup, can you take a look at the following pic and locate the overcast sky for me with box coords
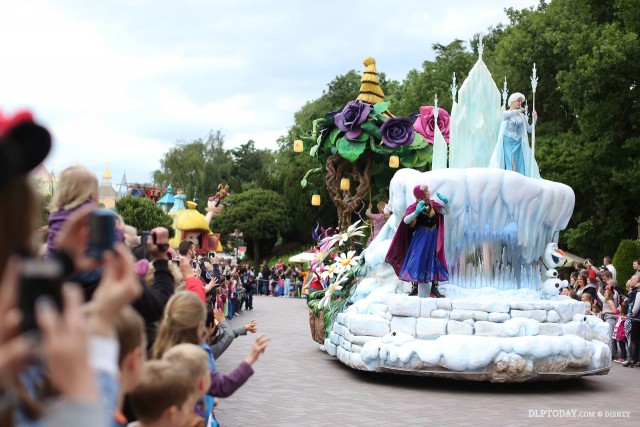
[0,0,539,186]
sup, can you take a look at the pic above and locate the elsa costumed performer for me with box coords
[489,92,540,179]
[385,184,449,298]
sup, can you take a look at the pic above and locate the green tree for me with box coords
[115,196,175,238]
[211,189,291,261]
[153,130,233,206]
[392,39,476,116]
[489,0,640,259]
[230,140,275,191]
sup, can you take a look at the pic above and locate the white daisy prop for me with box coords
[320,220,367,250]
[319,262,341,281]
[317,275,349,309]
[335,250,360,273]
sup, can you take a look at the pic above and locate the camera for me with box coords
[19,258,65,332]
[88,209,115,259]
[140,230,169,251]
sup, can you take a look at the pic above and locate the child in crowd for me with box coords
[215,285,224,311]
[162,344,212,427]
[227,277,236,319]
[129,360,196,427]
[277,274,285,297]
[113,306,147,427]
[582,293,593,314]
[151,291,270,426]
[46,165,99,257]
[206,303,258,359]
[613,301,628,363]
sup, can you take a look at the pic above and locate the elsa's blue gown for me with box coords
[501,110,535,175]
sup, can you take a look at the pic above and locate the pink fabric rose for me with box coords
[413,106,450,144]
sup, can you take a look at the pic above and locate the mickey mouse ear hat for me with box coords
[0,110,52,188]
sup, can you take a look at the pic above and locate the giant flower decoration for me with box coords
[317,275,349,309]
[333,101,371,140]
[413,106,450,144]
[336,250,360,272]
[320,220,366,250]
[318,262,341,282]
[380,116,415,148]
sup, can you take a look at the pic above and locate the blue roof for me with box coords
[156,185,174,206]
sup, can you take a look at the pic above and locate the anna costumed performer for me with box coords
[385,184,449,298]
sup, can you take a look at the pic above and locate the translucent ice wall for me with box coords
[449,56,503,169]
[431,122,447,170]
[387,168,575,290]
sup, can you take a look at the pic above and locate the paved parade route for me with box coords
[215,295,635,427]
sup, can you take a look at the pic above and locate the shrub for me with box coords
[612,239,640,290]
[115,196,175,238]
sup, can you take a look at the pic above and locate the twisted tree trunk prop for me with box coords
[326,152,372,231]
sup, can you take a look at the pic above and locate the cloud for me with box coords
[1,0,539,185]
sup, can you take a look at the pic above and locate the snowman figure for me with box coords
[540,243,569,297]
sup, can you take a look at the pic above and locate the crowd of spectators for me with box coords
[0,111,270,427]
[256,259,306,298]
[559,257,640,368]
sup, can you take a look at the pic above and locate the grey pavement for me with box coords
[215,295,636,427]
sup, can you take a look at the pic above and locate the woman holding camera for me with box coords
[489,92,540,179]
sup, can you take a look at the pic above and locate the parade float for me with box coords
[166,199,222,255]
[299,45,611,382]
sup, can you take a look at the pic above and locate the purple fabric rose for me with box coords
[380,116,415,148]
[334,101,371,140]
[413,106,450,144]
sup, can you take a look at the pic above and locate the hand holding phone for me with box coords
[88,209,115,260]
[89,244,144,336]
[0,257,37,379]
[35,283,97,400]
[19,258,64,333]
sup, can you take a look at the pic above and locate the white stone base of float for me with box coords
[324,266,611,382]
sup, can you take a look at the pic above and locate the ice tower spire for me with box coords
[448,47,502,169]
[432,94,447,170]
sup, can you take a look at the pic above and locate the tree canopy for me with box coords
[115,196,175,238]
[211,189,292,261]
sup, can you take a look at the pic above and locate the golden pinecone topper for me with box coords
[356,57,385,105]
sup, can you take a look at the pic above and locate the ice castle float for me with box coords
[322,49,611,382]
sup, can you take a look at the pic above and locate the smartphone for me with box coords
[19,258,64,332]
[191,260,198,269]
[88,209,115,259]
[171,259,180,266]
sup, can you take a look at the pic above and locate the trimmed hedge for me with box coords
[612,239,640,290]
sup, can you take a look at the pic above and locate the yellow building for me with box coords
[98,165,118,208]
[169,201,222,254]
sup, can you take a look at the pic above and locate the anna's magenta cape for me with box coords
[385,199,447,277]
